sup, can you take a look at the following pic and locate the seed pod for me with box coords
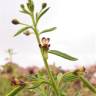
[42,3,47,9]
[11,19,20,25]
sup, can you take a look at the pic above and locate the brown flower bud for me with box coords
[11,19,20,25]
[23,31,31,36]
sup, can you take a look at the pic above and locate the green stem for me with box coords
[31,13,59,96]
[10,54,12,63]
[20,23,34,30]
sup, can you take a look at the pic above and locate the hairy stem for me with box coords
[31,13,59,96]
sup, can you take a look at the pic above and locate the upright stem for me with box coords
[31,13,59,96]
[10,54,12,63]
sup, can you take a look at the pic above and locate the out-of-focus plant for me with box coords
[6,0,96,96]
[5,49,15,63]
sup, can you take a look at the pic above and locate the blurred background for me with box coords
[0,0,96,69]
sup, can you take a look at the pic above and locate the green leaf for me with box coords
[40,27,57,34]
[48,50,78,61]
[37,7,50,23]
[79,75,96,93]
[28,81,51,89]
[20,11,30,15]
[29,82,42,89]
[14,26,32,37]
[63,72,78,82]
[6,86,25,96]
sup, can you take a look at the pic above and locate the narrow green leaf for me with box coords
[40,27,57,34]
[79,75,96,93]
[29,83,42,89]
[28,81,51,89]
[6,86,25,96]
[14,26,32,37]
[63,72,78,82]
[37,7,50,23]
[20,10,30,15]
[48,50,78,61]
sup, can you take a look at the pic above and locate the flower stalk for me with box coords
[30,13,59,96]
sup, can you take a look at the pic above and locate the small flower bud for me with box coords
[11,19,20,25]
[20,4,24,9]
[23,31,31,36]
[42,3,47,9]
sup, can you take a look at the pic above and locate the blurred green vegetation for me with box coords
[0,62,96,96]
